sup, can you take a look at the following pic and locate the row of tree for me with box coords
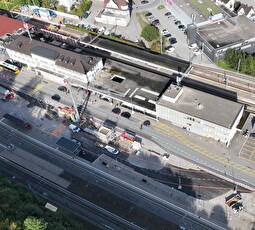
[224,49,255,76]
[0,175,87,230]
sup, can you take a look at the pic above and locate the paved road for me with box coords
[0,122,229,230]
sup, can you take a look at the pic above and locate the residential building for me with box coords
[95,0,130,27]
[5,36,103,84]
[216,0,235,11]
[237,4,254,18]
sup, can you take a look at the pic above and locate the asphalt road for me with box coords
[0,122,228,230]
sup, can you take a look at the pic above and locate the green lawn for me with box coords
[189,0,222,17]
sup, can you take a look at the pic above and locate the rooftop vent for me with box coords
[197,103,204,110]
[58,54,65,61]
[64,56,70,63]
[70,58,76,65]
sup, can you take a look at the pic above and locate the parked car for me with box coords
[83,11,91,19]
[145,12,152,17]
[169,37,177,44]
[193,48,202,55]
[165,45,175,53]
[152,19,159,24]
[51,94,61,101]
[58,86,67,92]
[141,0,149,4]
[105,145,119,155]
[69,124,80,133]
[121,111,131,119]
[165,12,171,16]
[178,24,186,30]
[188,43,198,49]
[175,20,181,25]
[112,107,121,114]
[161,29,170,36]
[164,33,172,38]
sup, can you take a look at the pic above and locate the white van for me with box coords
[69,124,80,133]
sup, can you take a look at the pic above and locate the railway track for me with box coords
[190,64,255,94]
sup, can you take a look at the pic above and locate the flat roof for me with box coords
[89,38,191,73]
[92,60,171,111]
[56,137,80,153]
[5,36,102,74]
[158,86,243,128]
[198,15,255,49]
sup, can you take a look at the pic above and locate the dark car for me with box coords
[58,86,67,92]
[165,12,171,16]
[169,37,177,44]
[174,20,181,25]
[164,33,171,38]
[152,19,159,24]
[51,94,61,101]
[143,120,151,126]
[121,112,131,119]
[178,24,185,29]
[112,107,121,115]
[141,0,149,4]
[145,12,152,17]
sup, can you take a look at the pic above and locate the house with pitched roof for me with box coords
[215,0,235,11]
[95,0,130,27]
[237,4,254,18]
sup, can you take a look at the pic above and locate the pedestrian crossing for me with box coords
[51,123,67,137]
[27,84,43,96]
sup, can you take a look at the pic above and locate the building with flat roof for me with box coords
[196,15,255,61]
[156,83,244,145]
[91,61,172,116]
[5,36,103,84]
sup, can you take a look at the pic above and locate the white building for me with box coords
[156,83,244,146]
[237,4,255,18]
[215,0,235,11]
[5,36,103,84]
[95,0,130,27]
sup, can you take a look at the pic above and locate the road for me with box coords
[0,122,228,230]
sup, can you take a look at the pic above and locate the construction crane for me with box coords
[63,78,81,123]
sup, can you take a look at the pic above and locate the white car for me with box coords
[165,45,175,53]
[69,124,80,133]
[188,43,198,49]
[161,29,170,36]
[105,145,119,155]
[193,48,202,55]
[98,27,105,34]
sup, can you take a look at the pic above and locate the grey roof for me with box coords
[56,137,80,153]
[91,60,171,111]
[158,86,243,128]
[6,36,102,74]
[198,15,255,49]
[90,39,191,73]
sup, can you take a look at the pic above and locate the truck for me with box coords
[3,113,32,129]
[225,192,242,207]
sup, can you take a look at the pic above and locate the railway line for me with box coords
[190,64,255,95]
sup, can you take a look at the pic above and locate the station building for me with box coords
[156,83,244,145]
[5,36,103,84]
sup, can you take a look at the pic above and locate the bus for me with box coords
[0,61,20,74]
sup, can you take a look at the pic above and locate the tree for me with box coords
[141,25,159,42]
[23,217,47,230]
